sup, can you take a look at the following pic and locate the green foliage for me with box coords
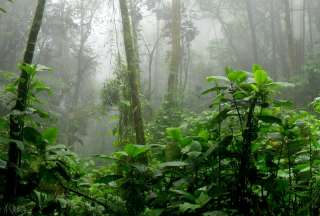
[4,64,320,215]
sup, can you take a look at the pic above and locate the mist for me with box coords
[0,0,320,215]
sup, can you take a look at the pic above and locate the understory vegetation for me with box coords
[1,64,320,215]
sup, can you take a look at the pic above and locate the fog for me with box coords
[0,0,318,155]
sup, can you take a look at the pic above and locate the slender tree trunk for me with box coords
[67,0,98,147]
[147,52,153,101]
[67,0,85,148]
[274,0,290,77]
[284,0,295,75]
[119,0,145,145]
[73,0,85,108]
[307,0,314,54]
[182,42,190,94]
[153,9,161,98]
[301,0,306,68]
[245,0,259,64]
[129,0,141,83]
[6,0,46,201]
[215,15,240,66]
[167,0,181,105]
[270,0,277,79]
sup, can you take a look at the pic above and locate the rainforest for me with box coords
[0,0,320,215]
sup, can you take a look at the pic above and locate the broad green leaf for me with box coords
[253,64,263,71]
[144,209,164,216]
[170,189,196,202]
[124,144,149,158]
[31,80,51,94]
[179,203,201,213]
[254,67,268,86]
[42,127,58,144]
[166,127,182,141]
[226,68,248,84]
[277,170,290,178]
[19,64,37,76]
[196,192,211,207]
[206,75,229,83]
[198,129,209,140]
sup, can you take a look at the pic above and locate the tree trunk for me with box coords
[274,0,290,77]
[6,0,46,201]
[73,0,85,108]
[119,0,145,145]
[284,0,295,75]
[270,0,277,78]
[307,0,314,54]
[300,0,306,68]
[167,0,181,105]
[245,0,259,64]
[67,0,98,147]
[129,0,141,81]
[153,6,161,99]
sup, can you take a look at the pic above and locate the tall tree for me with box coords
[129,0,141,82]
[167,0,181,105]
[245,0,259,64]
[119,0,145,145]
[67,0,99,147]
[284,0,295,75]
[273,0,290,77]
[270,0,277,77]
[73,0,99,108]
[6,0,46,202]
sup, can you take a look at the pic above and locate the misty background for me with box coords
[0,0,318,155]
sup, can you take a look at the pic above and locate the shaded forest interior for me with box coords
[1,0,320,215]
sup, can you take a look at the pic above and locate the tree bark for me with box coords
[284,0,295,75]
[154,14,160,97]
[301,0,306,68]
[6,0,46,201]
[274,0,290,76]
[270,0,277,78]
[167,0,181,105]
[245,0,259,64]
[307,0,314,54]
[129,0,141,83]
[119,0,145,145]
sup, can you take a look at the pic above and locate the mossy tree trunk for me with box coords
[167,0,181,105]
[129,0,141,82]
[119,0,145,145]
[6,0,46,201]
